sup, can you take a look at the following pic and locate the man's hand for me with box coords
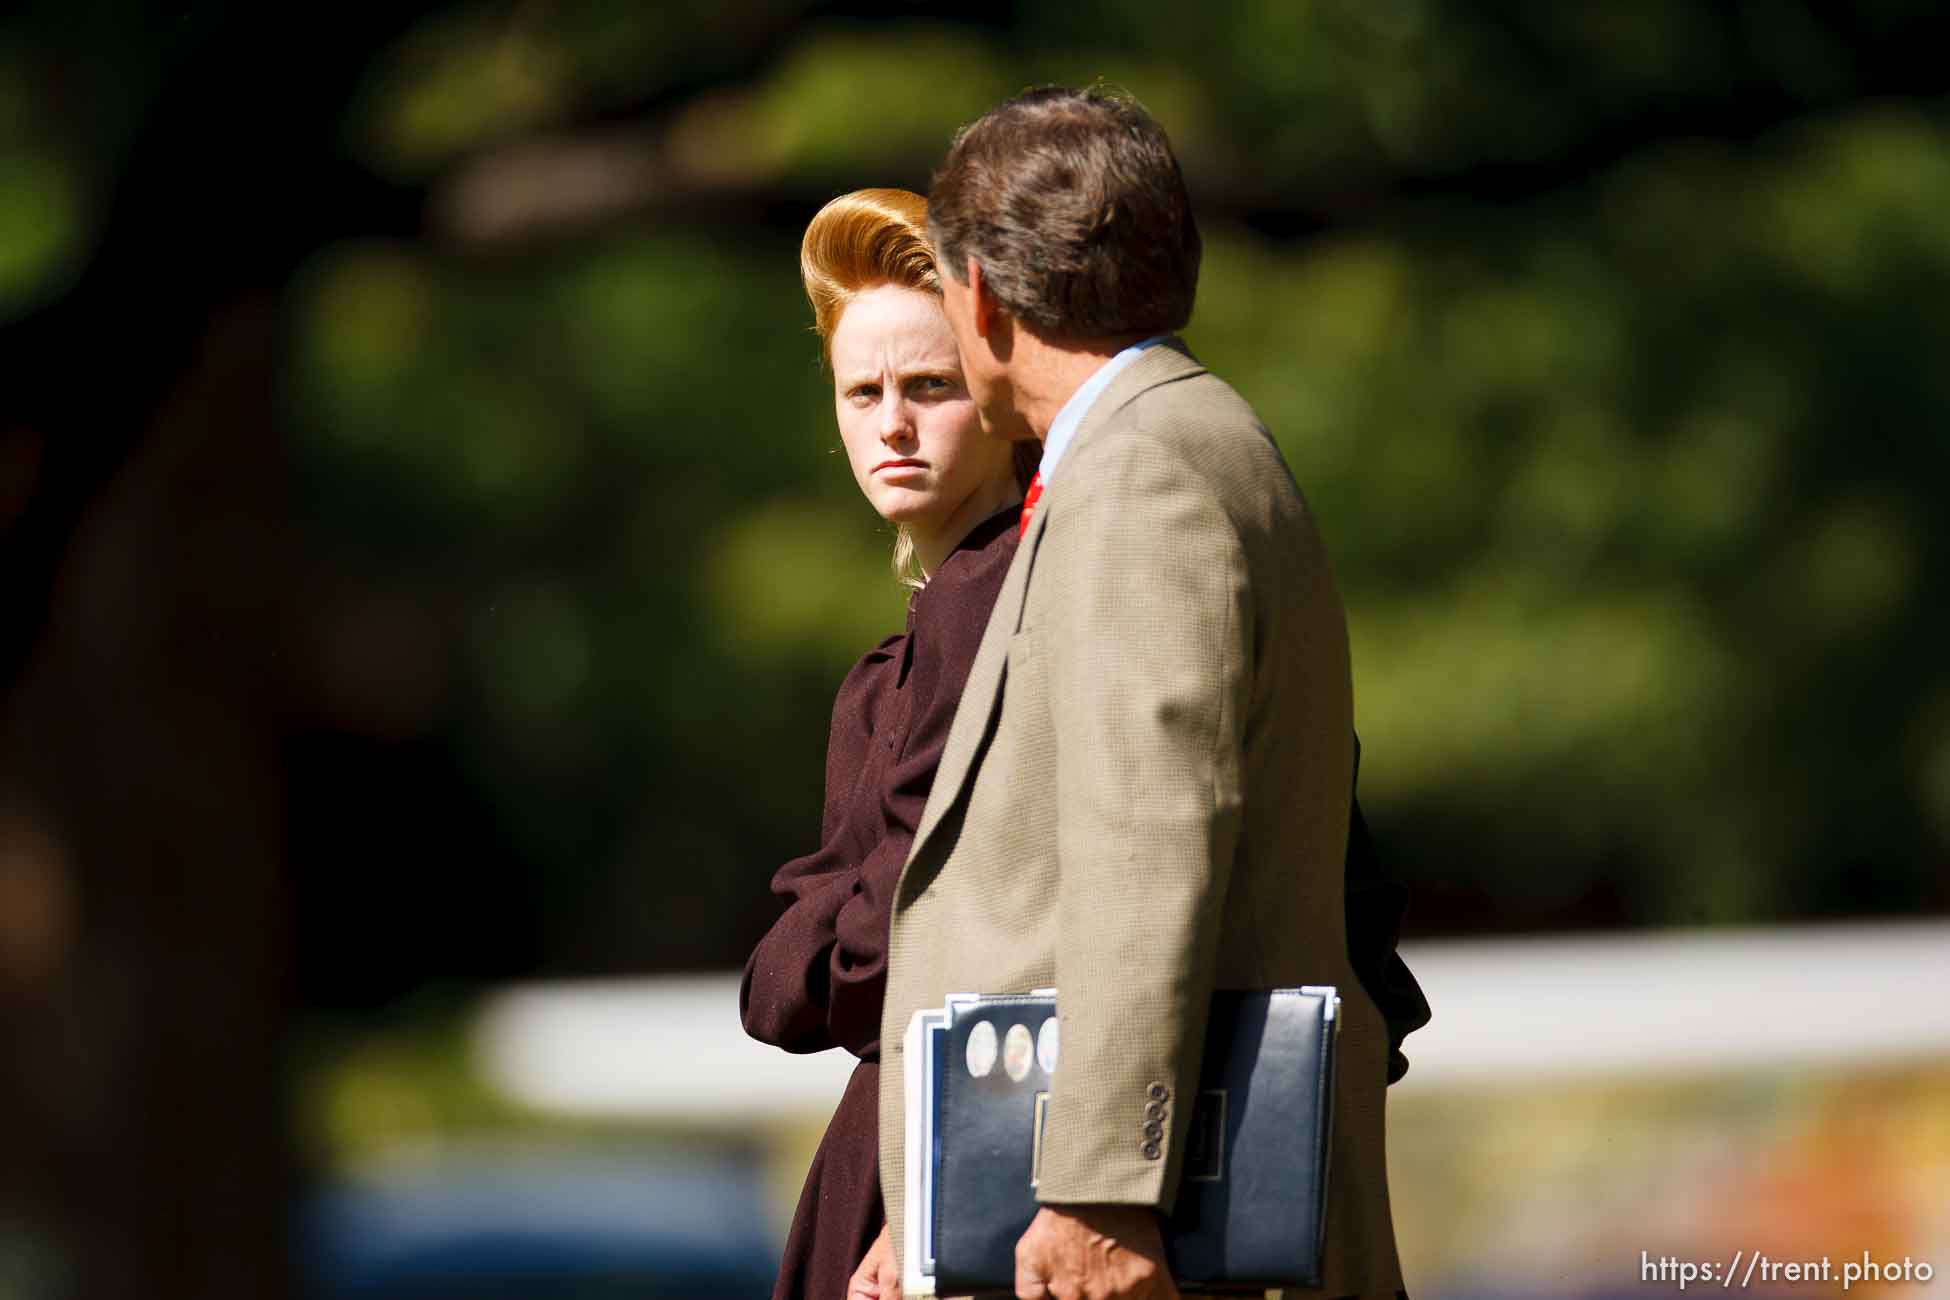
[1014,1204,1180,1300]
[848,1223,902,1300]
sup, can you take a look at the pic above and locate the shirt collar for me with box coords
[1037,335,1169,482]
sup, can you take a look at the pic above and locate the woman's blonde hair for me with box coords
[801,188,1038,588]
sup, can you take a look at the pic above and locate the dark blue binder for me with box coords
[924,987,1339,1295]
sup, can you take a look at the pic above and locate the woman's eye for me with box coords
[915,376,953,395]
[850,385,880,402]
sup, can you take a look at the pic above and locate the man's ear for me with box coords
[966,255,1000,340]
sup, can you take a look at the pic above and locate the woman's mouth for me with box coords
[874,458,928,474]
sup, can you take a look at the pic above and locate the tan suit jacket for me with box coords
[878,339,1405,1299]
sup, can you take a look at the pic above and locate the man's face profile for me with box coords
[938,262,1033,443]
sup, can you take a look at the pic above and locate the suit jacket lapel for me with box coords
[900,337,1208,876]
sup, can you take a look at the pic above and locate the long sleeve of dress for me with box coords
[741,510,1020,1063]
[742,509,1018,1300]
[824,589,991,1059]
[1343,740,1432,1083]
[739,635,902,1056]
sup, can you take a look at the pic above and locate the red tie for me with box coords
[1018,471,1044,537]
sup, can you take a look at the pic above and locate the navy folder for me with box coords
[916,987,1340,1295]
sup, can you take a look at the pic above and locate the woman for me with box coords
[740,188,1039,1300]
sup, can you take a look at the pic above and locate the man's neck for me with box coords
[1012,329,1152,441]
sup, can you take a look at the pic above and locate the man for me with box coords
[855,88,1417,1300]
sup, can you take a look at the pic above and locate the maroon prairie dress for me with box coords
[741,508,1020,1300]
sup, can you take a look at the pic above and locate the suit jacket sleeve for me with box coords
[739,637,898,1056]
[1034,429,1251,1209]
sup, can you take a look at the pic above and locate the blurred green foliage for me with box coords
[13,0,1950,974]
[297,3,1950,948]
[0,43,85,318]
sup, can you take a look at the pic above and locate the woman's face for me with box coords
[829,284,1017,532]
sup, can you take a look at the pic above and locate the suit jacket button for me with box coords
[1140,1141,1161,1160]
[1143,1100,1165,1120]
[1143,1121,1164,1140]
[1147,1083,1169,1101]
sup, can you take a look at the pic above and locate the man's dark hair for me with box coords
[928,86,1201,338]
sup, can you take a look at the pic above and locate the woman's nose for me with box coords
[878,396,915,444]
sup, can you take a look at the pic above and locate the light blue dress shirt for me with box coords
[1037,336,1169,482]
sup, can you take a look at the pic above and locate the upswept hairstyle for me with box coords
[802,188,941,363]
[800,188,1038,588]
[927,86,1201,338]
